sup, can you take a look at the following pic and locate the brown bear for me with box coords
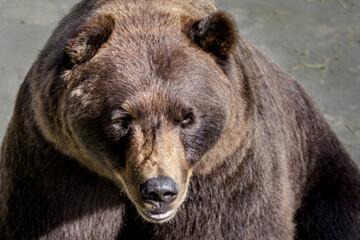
[1,0,359,239]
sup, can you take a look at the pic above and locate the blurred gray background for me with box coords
[0,0,359,165]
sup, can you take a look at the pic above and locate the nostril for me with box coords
[140,177,179,204]
[147,192,159,201]
[163,192,175,197]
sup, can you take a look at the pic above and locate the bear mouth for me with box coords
[140,208,177,221]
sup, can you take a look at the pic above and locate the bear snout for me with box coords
[140,177,179,206]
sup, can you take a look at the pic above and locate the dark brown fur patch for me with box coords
[65,15,115,64]
[185,10,238,59]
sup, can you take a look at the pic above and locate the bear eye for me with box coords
[110,110,132,136]
[180,112,194,128]
[115,118,129,129]
[108,116,131,141]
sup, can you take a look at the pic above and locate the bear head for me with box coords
[36,8,239,223]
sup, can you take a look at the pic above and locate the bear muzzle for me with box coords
[139,177,179,221]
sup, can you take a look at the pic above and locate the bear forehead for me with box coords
[89,4,219,81]
[85,31,223,96]
[97,0,191,28]
[66,4,231,120]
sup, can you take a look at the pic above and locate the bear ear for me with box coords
[185,11,238,59]
[65,15,115,65]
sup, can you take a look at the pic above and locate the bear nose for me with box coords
[140,177,179,205]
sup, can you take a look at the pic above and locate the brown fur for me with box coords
[1,0,360,239]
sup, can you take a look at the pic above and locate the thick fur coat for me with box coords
[1,0,360,239]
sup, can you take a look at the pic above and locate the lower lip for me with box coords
[141,209,176,221]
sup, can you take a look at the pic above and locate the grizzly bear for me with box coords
[1,0,359,239]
